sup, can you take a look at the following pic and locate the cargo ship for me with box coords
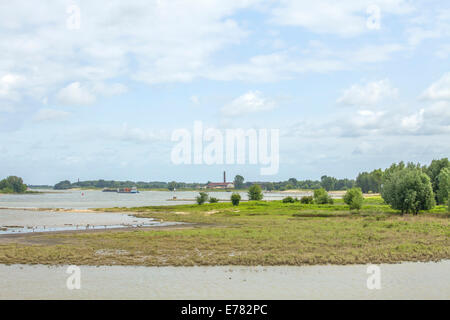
[102,187,139,193]
[118,187,139,193]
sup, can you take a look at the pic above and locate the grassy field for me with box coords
[0,197,448,266]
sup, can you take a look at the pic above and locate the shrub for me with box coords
[196,192,209,205]
[300,196,313,204]
[381,168,435,214]
[313,188,333,204]
[231,193,241,206]
[209,197,219,203]
[0,176,27,193]
[282,196,295,203]
[248,184,263,201]
[343,187,364,211]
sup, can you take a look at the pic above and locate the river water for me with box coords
[0,261,448,299]
[0,190,300,234]
[0,189,307,209]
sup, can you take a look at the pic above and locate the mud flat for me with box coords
[0,209,179,235]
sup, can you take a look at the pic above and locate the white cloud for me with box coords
[0,73,24,102]
[55,81,127,106]
[421,73,450,101]
[337,79,398,106]
[56,82,96,106]
[190,95,200,104]
[407,8,450,46]
[351,44,404,63]
[92,83,128,97]
[33,108,70,122]
[400,108,424,132]
[270,0,412,37]
[109,123,168,143]
[221,91,276,117]
[0,1,258,107]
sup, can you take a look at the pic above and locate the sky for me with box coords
[0,0,449,185]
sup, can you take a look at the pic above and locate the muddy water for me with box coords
[0,261,448,299]
[0,209,179,234]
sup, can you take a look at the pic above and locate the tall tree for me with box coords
[436,167,450,205]
[381,167,435,214]
[233,175,245,189]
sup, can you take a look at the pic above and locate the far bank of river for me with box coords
[0,189,310,209]
[0,261,449,299]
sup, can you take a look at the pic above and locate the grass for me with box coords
[0,196,448,266]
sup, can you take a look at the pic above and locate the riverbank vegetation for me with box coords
[0,197,448,266]
[0,176,28,194]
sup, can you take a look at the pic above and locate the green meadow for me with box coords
[0,196,448,266]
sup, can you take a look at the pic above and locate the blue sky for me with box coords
[0,0,449,184]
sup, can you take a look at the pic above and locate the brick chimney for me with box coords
[223,171,226,183]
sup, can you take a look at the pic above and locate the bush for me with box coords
[0,176,27,193]
[196,192,209,205]
[248,184,263,201]
[231,193,241,206]
[300,196,313,204]
[313,188,333,204]
[343,187,364,211]
[209,197,219,203]
[381,168,435,214]
[282,196,295,203]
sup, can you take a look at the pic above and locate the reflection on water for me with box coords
[0,261,448,299]
[0,189,311,209]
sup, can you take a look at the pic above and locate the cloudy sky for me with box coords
[1,0,449,184]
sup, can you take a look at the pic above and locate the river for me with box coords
[0,261,448,299]
[0,189,308,209]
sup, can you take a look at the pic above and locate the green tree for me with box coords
[381,168,435,214]
[313,188,333,204]
[436,167,450,205]
[343,187,364,211]
[248,184,263,201]
[288,178,298,188]
[265,182,274,191]
[196,192,208,205]
[424,158,449,197]
[321,175,337,191]
[168,181,178,191]
[231,193,241,206]
[53,180,72,190]
[233,175,245,189]
[0,176,27,193]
